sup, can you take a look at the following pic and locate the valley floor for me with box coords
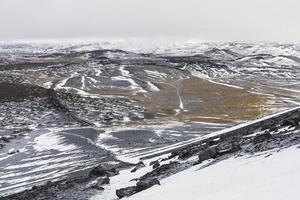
[1,42,300,200]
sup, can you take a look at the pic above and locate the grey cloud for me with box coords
[0,0,299,42]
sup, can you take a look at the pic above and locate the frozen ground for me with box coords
[88,106,300,200]
[0,42,300,199]
[128,145,300,200]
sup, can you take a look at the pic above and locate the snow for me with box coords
[128,145,300,200]
[81,76,86,90]
[208,79,244,89]
[90,164,149,200]
[43,81,53,89]
[119,66,130,77]
[147,81,160,92]
[7,148,17,155]
[90,154,176,200]
[111,76,146,93]
[0,127,104,196]
[144,70,167,79]
[96,69,102,76]
[33,131,77,152]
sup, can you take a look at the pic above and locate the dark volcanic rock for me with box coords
[91,185,104,191]
[152,162,160,169]
[116,186,137,199]
[1,176,90,200]
[281,119,294,127]
[253,131,271,144]
[99,177,110,185]
[141,161,181,180]
[149,160,160,169]
[149,160,159,166]
[116,178,160,199]
[0,82,49,102]
[131,161,145,173]
[269,126,279,133]
[261,123,271,131]
[217,142,241,156]
[136,178,160,191]
[89,165,118,177]
[0,136,10,143]
[178,144,205,160]
[198,142,241,163]
[198,147,218,163]
[178,148,197,160]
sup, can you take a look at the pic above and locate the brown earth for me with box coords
[89,76,273,124]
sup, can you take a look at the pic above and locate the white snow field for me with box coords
[128,145,300,200]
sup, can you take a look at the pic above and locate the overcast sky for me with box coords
[0,0,299,43]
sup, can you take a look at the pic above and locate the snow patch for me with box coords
[33,132,77,152]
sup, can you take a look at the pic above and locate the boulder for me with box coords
[141,161,180,180]
[131,161,145,173]
[136,178,160,192]
[149,160,160,169]
[269,126,279,133]
[253,131,271,144]
[178,147,200,160]
[149,160,159,166]
[116,178,160,198]
[261,123,271,131]
[293,117,300,123]
[59,180,75,190]
[13,127,31,134]
[217,143,241,156]
[116,186,137,199]
[152,162,160,169]
[93,186,104,191]
[281,119,294,127]
[31,185,38,190]
[8,148,18,155]
[106,171,119,177]
[208,138,220,146]
[198,147,217,163]
[0,136,9,143]
[98,177,110,185]
[46,181,53,186]
[89,165,118,177]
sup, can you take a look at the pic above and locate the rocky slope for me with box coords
[0,42,300,199]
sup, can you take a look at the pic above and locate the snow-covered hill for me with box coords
[128,145,300,200]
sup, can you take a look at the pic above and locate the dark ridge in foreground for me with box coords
[115,107,300,198]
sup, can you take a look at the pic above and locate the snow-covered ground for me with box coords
[1,42,300,199]
[128,145,300,200]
